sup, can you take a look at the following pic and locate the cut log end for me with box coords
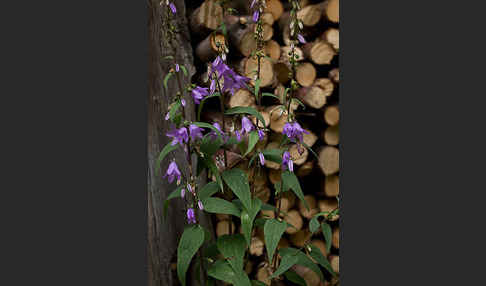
[324,105,339,126]
[216,220,236,237]
[324,174,339,197]
[323,124,339,146]
[265,40,281,61]
[329,68,339,83]
[304,40,336,65]
[243,56,275,87]
[326,0,340,23]
[265,0,284,21]
[282,209,303,234]
[318,146,339,175]
[332,227,340,249]
[250,236,265,256]
[296,62,317,87]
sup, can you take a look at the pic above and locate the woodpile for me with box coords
[187,0,340,285]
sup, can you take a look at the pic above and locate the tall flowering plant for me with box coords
[158,1,339,286]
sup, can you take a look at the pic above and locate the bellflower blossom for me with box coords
[165,161,182,184]
[250,0,257,9]
[297,34,306,44]
[282,122,309,143]
[209,122,226,141]
[257,129,265,140]
[181,188,185,198]
[235,130,242,142]
[282,151,294,172]
[166,126,188,146]
[189,124,204,141]
[175,64,180,72]
[211,56,250,95]
[240,116,254,135]
[253,10,260,22]
[191,86,209,104]
[258,152,265,166]
[181,98,186,107]
[169,2,176,14]
[187,183,194,195]
[187,208,196,224]
[198,200,204,210]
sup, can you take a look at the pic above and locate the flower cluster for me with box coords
[283,121,308,143]
[210,56,250,95]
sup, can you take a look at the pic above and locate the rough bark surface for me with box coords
[148,1,212,285]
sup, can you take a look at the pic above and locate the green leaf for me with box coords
[279,248,324,281]
[162,185,184,219]
[264,219,288,265]
[244,130,259,157]
[262,92,280,100]
[208,259,235,284]
[217,234,246,271]
[251,281,267,286]
[177,225,205,286]
[241,198,262,246]
[291,98,306,109]
[180,65,188,77]
[169,100,182,121]
[284,270,307,286]
[198,181,220,201]
[222,168,252,211]
[163,72,173,90]
[225,106,266,127]
[321,222,332,253]
[270,253,299,278]
[200,134,223,157]
[202,197,241,217]
[203,242,220,259]
[308,244,336,277]
[233,271,252,286]
[262,148,283,164]
[309,216,320,233]
[155,142,178,174]
[281,171,308,210]
[163,55,174,60]
[192,122,223,140]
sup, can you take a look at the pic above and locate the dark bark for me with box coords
[148,1,213,285]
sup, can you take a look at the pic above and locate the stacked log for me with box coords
[188,0,340,285]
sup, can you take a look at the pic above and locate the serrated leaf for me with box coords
[217,234,246,272]
[177,225,205,286]
[308,244,336,277]
[244,130,259,157]
[225,106,266,127]
[281,171,308,210]
[279,248,324,281]
[198,181,220,201]
[201,197,241,217]
[270,253,299,278]
[321,222,332,253]
[163,72,173,90]
[222,168,252,211]
[155,142,178,174]
[241,198,262,246]
[284,270,307,286]
[264,219,288,264]
[309,216,320,233]
[208,259,235,283]
[180,65,188,77]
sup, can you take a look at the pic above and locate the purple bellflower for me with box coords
[169,2,176,14]
[235,130,242,142]
[282,151,294,172]
[165,161,182,184]
[209,122,225,141]
[258,152,265,166]
[181,188,185,199]
[253,10,260,22]
[282,122,309,143]
[166,126,188,146]
[198,200,204,210]
[189,124,204,141]
[257,129,265,140]
[211,56,250,95]
[187,208,196,224]
[297,34,306,44]
[251,0,257,9]
[191,86,209,104]
[240,116,254,135]
[175,64,180,72]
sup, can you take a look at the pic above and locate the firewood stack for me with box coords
[187,0,340,285]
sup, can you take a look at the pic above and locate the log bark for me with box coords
[148,1,212,285]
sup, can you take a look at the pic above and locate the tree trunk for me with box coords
[148,1,213,285]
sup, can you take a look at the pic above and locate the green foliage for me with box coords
[321,222,332,254]
[264,219,288,264]
[162,185,184,219]
[241,198,262,246]
[284,270,307,286]
[244,130,259,157]
[155,142,178,174]
[201,197,241,217]
[217,234,246,271]
[270,253,300,278]
[281,171,309,210]
[308,244,336,277]
[198,181,220,201]
[279,247,324,281]
[177,225,205,286]
[163,72,173,90]
[222,168,252,211]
